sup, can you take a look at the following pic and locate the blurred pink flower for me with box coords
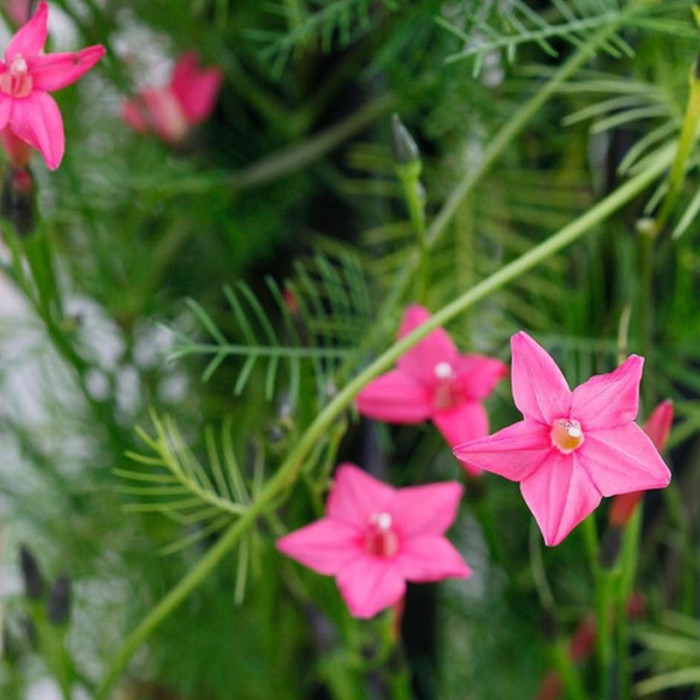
[0,2,105,170]
[277,463,470,619]
[454,332,671,546]
[608,399,673,527]
[122,52,223,144]
[356,304,507,476]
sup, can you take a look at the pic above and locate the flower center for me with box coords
[0,54,33,98]
[364,512,399,559]
[432,362,462,411]
[550,418,584,453]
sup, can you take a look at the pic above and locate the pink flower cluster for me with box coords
[277,309,672,619]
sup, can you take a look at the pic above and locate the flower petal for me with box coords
[5,0,47,60]
[170,52,223,124]
[454,354,508,400]
[571,355,643,429]
[433,401,489,447]
[579,423,671,497]
[391,481,463,536]
[396,536,471,582]
[30,45,105,92]
[276,518,361,576]
[453,420,552,482]
[9,92,63,170]
[511,332,571,423]
[336,556,405,618]
[521,451,601,546]
[356,369,432,424]
[433,402,490,476]
[396,304,458,387]
[0,96,13,129]
[326,464,395,528]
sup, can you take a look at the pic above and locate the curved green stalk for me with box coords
[95,141,674,700]
[370,9,641,333]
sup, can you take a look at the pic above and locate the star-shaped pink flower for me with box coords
[122,52,222,144]
[453,332,671,546]
[277,463,470,619]
[356,304,507,475]
[0,2,105,170]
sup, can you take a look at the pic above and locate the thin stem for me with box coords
[656,60,700,236]
[95,144,674,700]
[552,640,590,700]
[365,9,637,345]
[596,570,615,700]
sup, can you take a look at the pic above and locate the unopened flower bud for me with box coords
[391,114,420,168]
[48,575,71,625]
[1,165,35,236]
[19,545,44,600]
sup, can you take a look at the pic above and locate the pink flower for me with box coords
[0,2,105,170]
[122,52,223,144]
[356,305,507,476]
[276,463,470,618]
[453,332,671,546]
[608,399,673,527]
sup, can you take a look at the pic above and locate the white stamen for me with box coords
[434,361,454,379]
[567,425,582,439]
[11,55,27,73]
[372,512,393,530]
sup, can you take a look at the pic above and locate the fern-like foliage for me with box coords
[248,0,399,75]
[118,412,260,600]
[437,0,635,74]
[119,414,245,544]
[168,249,373,406]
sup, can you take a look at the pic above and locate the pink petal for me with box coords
[391,482,463,536]
[396,305,458,387]
[396,536,471,581]
[571,355,643,430]
[9,92,63,170]
[170,52,222,124]
[643,399,673,450]
[453,420,552,482]
[29,45,105,92]
[336,556,405,618]
[521,451,601,546]
[5,0,47,60]
[454,355,508,400]
[579,423,671,497]
[433,401,489,447]
[356,369,432,423]
[511,332,571,423]
[326,464,395,528]
[0,96,12,129]
[121,99,147,133]
[276,518,361,576]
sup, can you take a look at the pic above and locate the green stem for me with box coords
[596,570,616,700]
[365,10,635,340]
[638,224,655,413]
[95,142,674,700]
[552,640,589,700]
[616,506,643,700]
[656,60,700,236]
